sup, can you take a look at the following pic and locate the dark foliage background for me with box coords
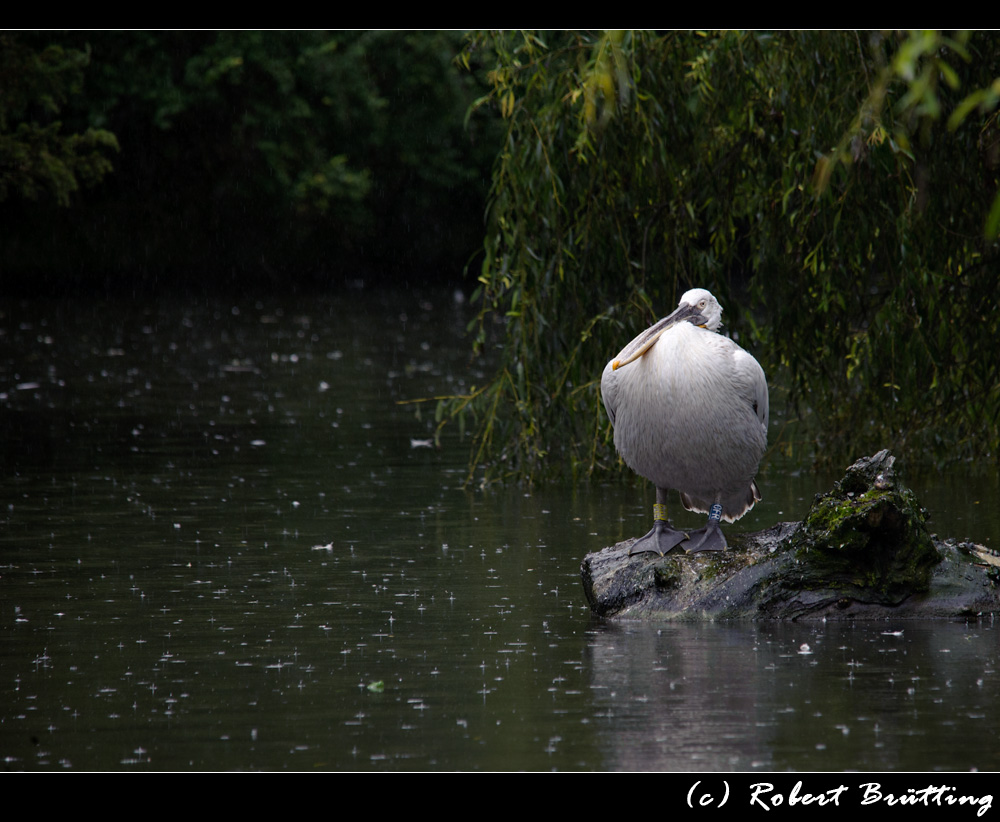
[1,31,500,294]
[5,30,999,481]
[436,32,1000,482]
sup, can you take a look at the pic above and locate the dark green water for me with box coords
[2,288,998,771]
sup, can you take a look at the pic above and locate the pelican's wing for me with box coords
[733,348,768,432]
[600,360,618,427]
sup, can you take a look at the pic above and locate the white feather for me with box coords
[601,289,767,522]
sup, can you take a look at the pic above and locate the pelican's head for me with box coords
[678,288,722,331]
[611,287,723,371]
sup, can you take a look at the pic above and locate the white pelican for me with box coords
[601,288,768,555]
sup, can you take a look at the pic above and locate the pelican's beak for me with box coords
[612,304,706,371]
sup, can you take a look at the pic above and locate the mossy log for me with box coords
[582,450,1000,620]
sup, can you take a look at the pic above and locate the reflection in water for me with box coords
[1,289,998,771]
[588,621,999,772]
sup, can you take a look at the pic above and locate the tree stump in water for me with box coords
[581,450,1000,620]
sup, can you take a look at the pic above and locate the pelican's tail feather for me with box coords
[680,479,761,523]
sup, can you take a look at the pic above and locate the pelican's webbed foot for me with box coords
[628,520,689,557]
[683,522,727,553]
[683,503,727,553]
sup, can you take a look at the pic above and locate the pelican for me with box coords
[601,288,768,555]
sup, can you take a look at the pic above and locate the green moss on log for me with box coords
[785,450,940,605]
[580,451,995,620]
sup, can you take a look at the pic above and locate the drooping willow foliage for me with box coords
[442,31,1000,485]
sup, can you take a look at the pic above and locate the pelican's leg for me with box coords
[628,488,689,556]
[684,503,727,553]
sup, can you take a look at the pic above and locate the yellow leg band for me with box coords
[653,502,669,522]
